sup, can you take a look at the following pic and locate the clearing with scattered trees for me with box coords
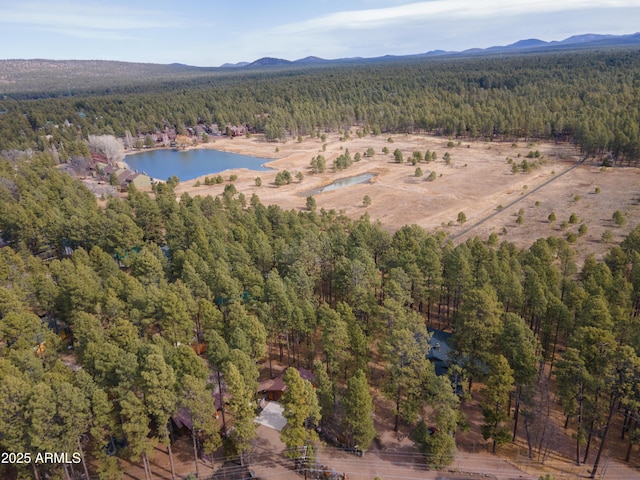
[174,131,640,263]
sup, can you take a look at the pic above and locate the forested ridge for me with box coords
[0,59,217,99]
[1,48,640,164]
[2,154,640,478]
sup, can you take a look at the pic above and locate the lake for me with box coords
[124,148,272,181]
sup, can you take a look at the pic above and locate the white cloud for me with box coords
[0,1,185,32]
[274,0,639,34]
[35,27,140,41]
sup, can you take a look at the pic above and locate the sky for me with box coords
[1,0,639,66]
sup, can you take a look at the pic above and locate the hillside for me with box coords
[0,59,214,98]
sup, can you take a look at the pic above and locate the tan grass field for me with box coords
[174,131,640,262]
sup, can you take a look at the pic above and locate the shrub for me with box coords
[613,210,627,227]
[306,196,316,211]
[224,183,237,195]
[601,229,614,243]
[310,155,326,173]
[275,170,292,186]
[578,223,588,236]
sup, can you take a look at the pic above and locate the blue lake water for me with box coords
[125,148,272,181]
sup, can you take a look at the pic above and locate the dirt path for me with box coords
[447,155,587,244]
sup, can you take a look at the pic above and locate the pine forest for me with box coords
[1,47,640,479]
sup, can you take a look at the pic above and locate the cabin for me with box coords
[127,173,152,189]
[257,367,316,401]
[170,386,222,438]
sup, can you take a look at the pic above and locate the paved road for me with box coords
[311,447,535,480]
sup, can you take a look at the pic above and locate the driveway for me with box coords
[255,401,287,431]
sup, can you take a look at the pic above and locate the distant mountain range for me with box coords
[2,32,639,97]
[220,32,640,68]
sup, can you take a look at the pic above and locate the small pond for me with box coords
[310,173,376,195]
[125,148,272,181]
